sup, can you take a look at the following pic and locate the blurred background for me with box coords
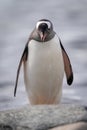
[0,0,87,110]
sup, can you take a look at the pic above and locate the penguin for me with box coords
[14,19,73,104]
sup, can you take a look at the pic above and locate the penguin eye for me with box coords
[36,22,41,29]
[46,22,51,29]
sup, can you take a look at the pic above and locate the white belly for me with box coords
[24,35,64,104]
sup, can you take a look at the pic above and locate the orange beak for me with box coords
[39,32,47,42]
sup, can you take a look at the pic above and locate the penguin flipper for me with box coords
[14,45,28,97]
[59,39,73,85]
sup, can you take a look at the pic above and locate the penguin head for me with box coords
[35,19,54,42]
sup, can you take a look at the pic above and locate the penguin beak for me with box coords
[39,31,47,42]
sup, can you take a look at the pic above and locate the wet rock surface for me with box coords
[0,104,87,130]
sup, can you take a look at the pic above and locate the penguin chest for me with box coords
[24,35,64,104]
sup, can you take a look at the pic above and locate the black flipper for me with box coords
[14,45,28,97]
[59,39,73,85]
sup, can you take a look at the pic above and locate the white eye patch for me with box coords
[36,21,51,29]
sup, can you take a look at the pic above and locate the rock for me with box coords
[0,104,87,130]
[51,122,87,130]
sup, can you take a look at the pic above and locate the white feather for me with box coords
[24,35,64,104]
[36,21,51,29]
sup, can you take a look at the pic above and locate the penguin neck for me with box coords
[29,29,56,42]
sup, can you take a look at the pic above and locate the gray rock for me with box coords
[0,104,87,130]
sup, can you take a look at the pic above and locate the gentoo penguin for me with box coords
[14,19,73,104]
